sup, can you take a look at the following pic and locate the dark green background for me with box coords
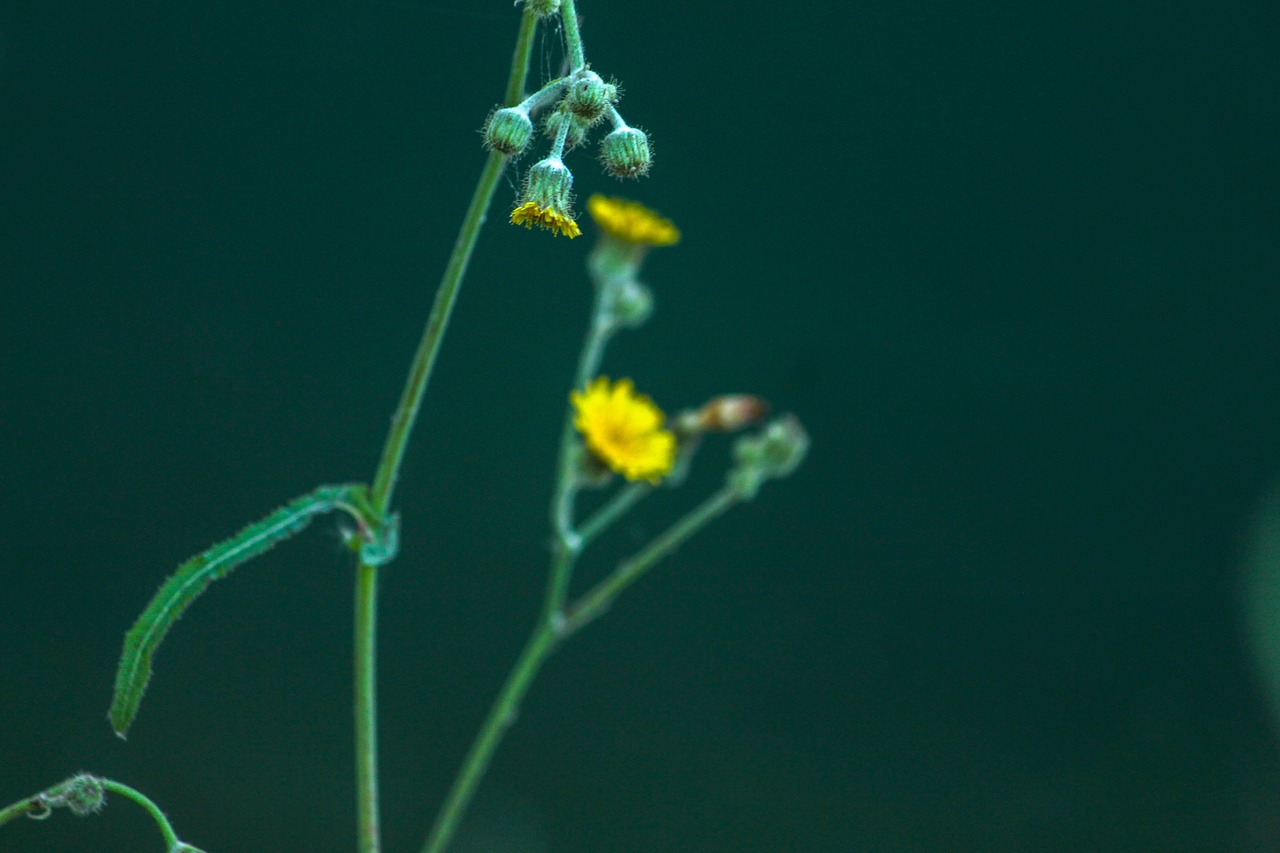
[3,1,1279,850]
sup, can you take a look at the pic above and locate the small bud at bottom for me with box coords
[600,127,652,179]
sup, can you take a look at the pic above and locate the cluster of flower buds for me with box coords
[482,6,655,238]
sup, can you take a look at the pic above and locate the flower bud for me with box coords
[564,70,617,123]
[728,415,810,499]
[41,774,106,817]
[542,107,591,152]
[678,396,769,435]
[510,156,581,238]
[483,106,534,157]
[599,126,652,179]
[524,157,573,210]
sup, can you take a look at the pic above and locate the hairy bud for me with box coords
[483,106,534,157]
[564,70,617,123]
[599,126,652,179]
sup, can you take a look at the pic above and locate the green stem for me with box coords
[356,9,541,853]
[370,6,538,510]
[354,562,380,853]
[547,307,616,615]
[99,779,183,850]
[550,295,616,544]
[420,623,559,853]
[560,0,586,70]
[419,486,741,853]
[1,777,194,849]
[565,486,740,635]
[578,482,651,544]
[0,796,41,827]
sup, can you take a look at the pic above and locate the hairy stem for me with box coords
[370,5,539,509]
[560,0,586,71]
[356,9,541,853]
[100,779,184,850]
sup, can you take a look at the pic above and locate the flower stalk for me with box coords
[357,8,541,853]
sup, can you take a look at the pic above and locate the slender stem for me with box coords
[503,8,539,107]
[548,305,617,616]
[355,10,541,853]
[420,624,559,853]
[370,154,504,507]
[1,777,194,848]
[565,486,741,635]
[0,797,41,827]
[353,563,380,853]
[560,0,586,70]
[418,487,740,853]
[370,6,538,510]
[550,305,616,542]
[99,779,183,850]
[578,482,651,544]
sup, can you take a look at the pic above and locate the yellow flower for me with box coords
[587,195,680,246]
[571,376,677,483]
[510,201,582,238]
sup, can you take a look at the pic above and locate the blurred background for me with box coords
[2,0,1279,850]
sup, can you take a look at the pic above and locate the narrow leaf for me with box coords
[109,484,363,737]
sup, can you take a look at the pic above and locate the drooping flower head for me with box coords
[571,377,676,483]
[510,156,581,238]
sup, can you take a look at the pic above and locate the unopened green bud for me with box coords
[611,279,653,328]
[63,776,105,817]
[728,415,809,499]
[599,126,652,179]
[41,774,106,817]
[542,107,591,152]
[564,70,617,123]
[483,106,534,157]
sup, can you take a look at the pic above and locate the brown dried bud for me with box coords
[678,395,769,435]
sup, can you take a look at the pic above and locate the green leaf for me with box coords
[109,484,377,738]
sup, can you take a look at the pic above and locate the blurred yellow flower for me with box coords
[571,377,676,483]
[587,196,680,246]
[510,201,582,238]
